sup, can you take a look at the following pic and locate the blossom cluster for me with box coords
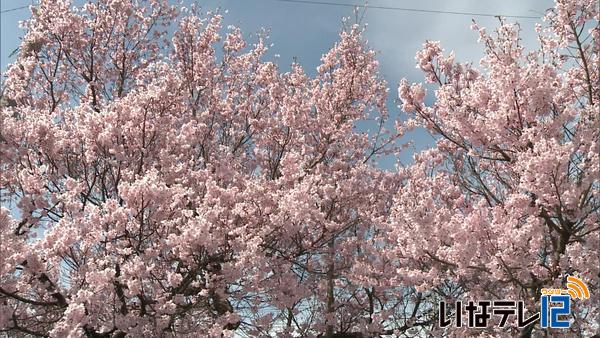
[0,0,597,337]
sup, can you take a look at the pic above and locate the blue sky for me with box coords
[0,0,554,167]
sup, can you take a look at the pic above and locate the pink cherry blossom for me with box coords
[1,0,597,337]
[393,0,598,336]
[0,1,403,336]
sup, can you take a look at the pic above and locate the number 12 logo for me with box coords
[540,295,570,328]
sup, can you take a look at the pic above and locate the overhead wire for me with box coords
[1,1,542,19]
[271,0,541,19]
[0,5,30,14]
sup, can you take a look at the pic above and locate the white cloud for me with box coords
[362,0,554,83]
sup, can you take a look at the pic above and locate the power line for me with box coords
[0,5,30,14]
[271,0,541,19]
[1,1,542,19]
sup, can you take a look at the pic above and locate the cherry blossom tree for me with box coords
[0,0,408,337]
[2,0,597,337]
[393,0,599,336]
